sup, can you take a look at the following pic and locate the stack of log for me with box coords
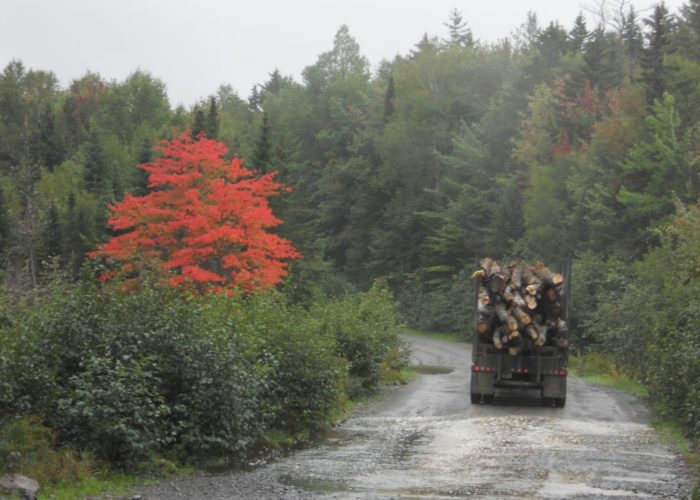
[472,258,568,355]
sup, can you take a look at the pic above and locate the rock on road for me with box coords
[141,333,696,499]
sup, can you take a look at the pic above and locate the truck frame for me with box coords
[469,257,571,407]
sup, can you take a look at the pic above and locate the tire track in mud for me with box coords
[140,334,696,499]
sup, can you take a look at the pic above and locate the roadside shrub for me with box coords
[312,282,401,393]
[577,204,700,444]
[0,281,265,464]
[0,276,404,469]
[200,292,347,439]
[0,416,93,487]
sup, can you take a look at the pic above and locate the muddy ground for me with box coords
[140,333,696,499]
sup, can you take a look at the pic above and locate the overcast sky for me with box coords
[0,0,688,107]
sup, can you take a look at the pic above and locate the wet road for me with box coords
[141,333,696,499]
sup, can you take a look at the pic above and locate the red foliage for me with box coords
[91,132,301,293]
[550,131,573,155]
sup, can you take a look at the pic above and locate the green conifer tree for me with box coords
[643,3,674,103]
[568,12,589,54]
[252,112,271,174]
[83,129,109,194]
[191,106,206,138]
[205,96,219,139]
[383,75,396,122]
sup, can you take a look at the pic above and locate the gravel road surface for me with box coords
[140,333,696,499]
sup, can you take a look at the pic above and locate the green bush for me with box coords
[574,205,700,444]
[312,283,401,394]
[0,281,266,464]
[0,277,404,468]
[0,416,93,487]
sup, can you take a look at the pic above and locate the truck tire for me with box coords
[555,397,566,408]
[483,394,494,404]
[470,392,480,404]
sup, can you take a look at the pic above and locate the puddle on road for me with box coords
[265,414,693,499]
[412,364,454,375]
[278,474,348,493]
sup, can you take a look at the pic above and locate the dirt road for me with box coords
[141,333,696,499]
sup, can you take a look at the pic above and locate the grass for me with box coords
[575,373,649,396]
[401,326,470,344]
[568,352,647,395]
[39,473,146,500]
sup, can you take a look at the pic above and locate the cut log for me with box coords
[493,302,517,329]
[478,286,491,306]
[525,294,538,310]
[480,258,500,277]
[534,322,547,347]
[533,261,564,288]
[521,265,542,288]
[511,290,526,308]
[510,306,531,325]
[494,302,508,322]
[478,303,492,318]
[477,320,491,335]
[492,330,503,349]
[545,287,559,303]
[510,262,524,289]
[492,325,510,349]
[508,335,524,356]
[472,269,487,280]
[488,272,508,294]
[525,325,539,340]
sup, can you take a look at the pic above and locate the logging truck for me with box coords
[470,257,571,407]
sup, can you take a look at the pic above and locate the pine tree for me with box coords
[680,0,700,60]
[191,106,206,138]
[444,9,474,48]
[568,12,589,54]
[30,103,65,170]
[512,11,540,51]
[411,33,438,58]
[248,85,262,112]
[621,6,644,78]
[134,137,153,195]
[252,112,271,174]
[65,192,81,277]
[383,75,396,122]
[83,129,109,194]
[205,96,219,139]
[643,3,674,103]
[582,27,622,92]
[42,203,62,261]
[263,69,283,95]
[0,186,8,260]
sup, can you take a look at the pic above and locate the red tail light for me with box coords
[472,364,481,372]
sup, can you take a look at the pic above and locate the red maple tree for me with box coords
[91,132,301,293]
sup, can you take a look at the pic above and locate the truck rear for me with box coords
[469,257,571,407]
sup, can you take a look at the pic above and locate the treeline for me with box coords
[2,0,700,452]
